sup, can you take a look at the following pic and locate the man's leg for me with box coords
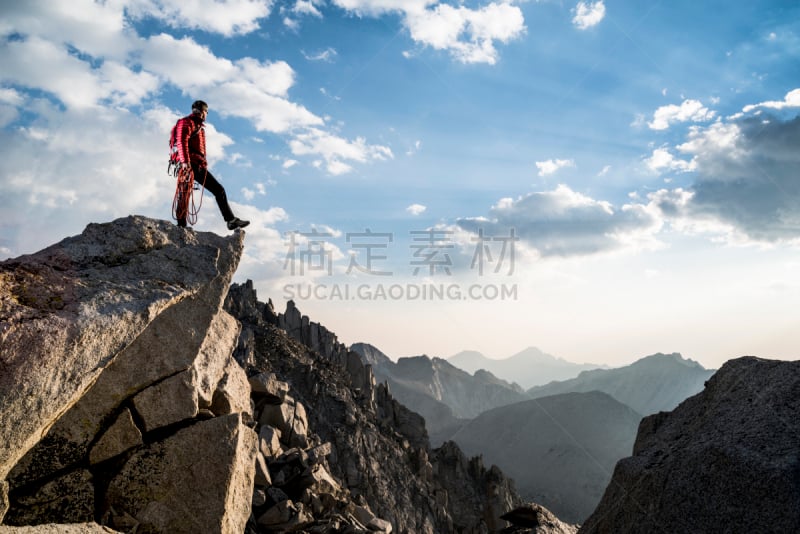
[193,166,235,222]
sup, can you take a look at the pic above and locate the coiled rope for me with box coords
[169,162,206,226]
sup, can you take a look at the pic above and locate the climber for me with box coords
[170,100,250,230]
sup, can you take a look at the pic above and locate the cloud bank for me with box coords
[331,0,526,64]
[458,184,663,257]
[459,90,800,257]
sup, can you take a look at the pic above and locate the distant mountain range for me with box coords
[351,342,529,446]
[448,347,606,389]
[450,391,642,524]
[527,352,715,415]
[353,344,717,522]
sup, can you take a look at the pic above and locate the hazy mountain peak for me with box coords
[632,352,705,369]
[508,346,560,363]
[448,347,606,389]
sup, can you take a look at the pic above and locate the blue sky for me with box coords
[1,0,799,369]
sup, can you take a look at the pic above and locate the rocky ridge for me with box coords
[226,281,541,533]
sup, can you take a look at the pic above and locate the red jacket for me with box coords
[172,114,207,168]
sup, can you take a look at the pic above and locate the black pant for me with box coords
[178,165,235,223]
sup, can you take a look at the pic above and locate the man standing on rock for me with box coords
[171,100,250,230]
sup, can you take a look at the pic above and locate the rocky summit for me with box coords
[1,216,251,533]
[581,356,800,534]
[0,216,576,534]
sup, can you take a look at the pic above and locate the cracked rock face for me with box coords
[0,216,254,533]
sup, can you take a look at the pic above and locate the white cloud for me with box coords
[331,0,435,17]
[311,224,343,238]
[209,83,324,133]
[304,48,339,62]
[406,139,422,156]
[0,88,24,106]
[283,17,301,31]
[140,33,326,132]
[406,203,427,215]
[242,182,269,201]
[597,165,611,176]
[332,0,526,65]
[572,1,606,30]
[140,33,237,87]
[235,58,296,97]
[293,0,323,17]
[283,159,299,169]
[127,0,273,37]
[648,99,716,130]
[536,158,575,177]
[742,88,800,113]
[644,147,696,173]
[228,152,251,167]
[676,121,745,171]
[0,0,133,59]
[0,36,158,110]
[630,113,647,128]
[325,159,354,175]
[289,127,393,175]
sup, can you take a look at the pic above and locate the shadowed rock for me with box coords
[581,356,800,534]
[105,414,257,534]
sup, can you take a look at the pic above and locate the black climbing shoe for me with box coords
[227,217,250,230]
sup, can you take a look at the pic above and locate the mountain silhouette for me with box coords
[528,352,713,415]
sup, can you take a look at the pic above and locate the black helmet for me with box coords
[192,100,208,113]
